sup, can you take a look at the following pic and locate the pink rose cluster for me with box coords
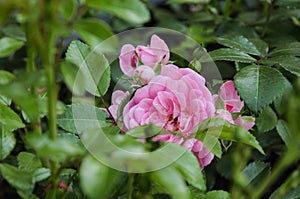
[108,35,255,169]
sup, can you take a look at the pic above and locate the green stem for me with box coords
[223,0,232,18]
[127,173,135,199]
[25,24,42,134]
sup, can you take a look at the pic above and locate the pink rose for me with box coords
[108,90,129,122]
[215,81,255,131]
[219,80,244,113]
[119,35,170,78]
[123,64,215,136]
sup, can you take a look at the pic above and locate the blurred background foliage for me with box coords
[0,0,300,198]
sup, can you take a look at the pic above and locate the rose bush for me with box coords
[109,35,255,169]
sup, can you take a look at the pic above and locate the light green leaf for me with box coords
[60,61,85,96]
[0,103,24,131]
[17,152,42,172]
[0,82,39,122]
[261,56,300,76]
[256,106,278,133]
[216,35,261,56]
[151,166,191,199]
[126,124,168,139]
[242,161,270,186]
[24,134,85,162]
[65,40,111,96]
[0,70,15,105]
[86,0,150,24]
[174,150,206,191]
[32,168,51,182]
[73,18,114,48]
[57,104,110,134]
[234,65,286,112]
[197,133,222,158]
[2,25,26,42]
[194,117,265,155]
[80,155,122,199]
[209,48,256,63]
[0,164,34,194]
[269,42,300,57]
[276,120,293,147]
[0,37,24,58]
[0,129,16,160]
[206,190,231,199]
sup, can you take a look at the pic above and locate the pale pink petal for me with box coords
[119,44,137,77]
[150,34,170,64]
[220,81,244,112]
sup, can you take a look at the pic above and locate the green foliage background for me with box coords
[0,0,300,198]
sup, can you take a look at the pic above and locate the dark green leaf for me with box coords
[86,0,150,24]
[57,104,110,134]
[216,35,261,56]
[261,56,300,76]
[269,42,300,57]
[79,156,122,199]
[276,120,293,147]
[209,48,256,63]
[0,37,24,58]
[194,117,265,154]
[256,106,278,133]
[65,40,111,96]
[242,161,270,186]
[174,150,206,191]
[206,190,230,199]
[234,65,286,112]
[151,167,191,199]
[73,18,114,48]
[216,20,258,38]
[0,164,34,194]
[0,129,16,160]
[2,25,26,42]
[249,39,269,56]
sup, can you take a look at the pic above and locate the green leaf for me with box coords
[60,61,85,95]
[234,65,286,112]
[169,0,209,3]
[0,37,24,58]
[57,104,110,134]
[174,150,206,191]
[249,39,269,56]
[126,124,168,139]
[65,40,111,96]
[0,70,15,105]
[86,0,150,24]
[151,166,191,199]
[261,56,300,76]
[242,161,270,186]
[0,164,34,194]
[197,133,222,158]
[73,18,114,48]
[206,190,231,199]
[209,48,256,63]
[256,106,278,133]
[79,155,122,199]
[269,42,300,57]
[216,35,262,56]
[194,117,265,155]
[17,152,42,172]
[0,103,24,131]
[276,120,293,147]
[2,25,26,42]
[0,129,16,160]
[32,168,51,182]
[0,82,39,122]
[24,134,85,162]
